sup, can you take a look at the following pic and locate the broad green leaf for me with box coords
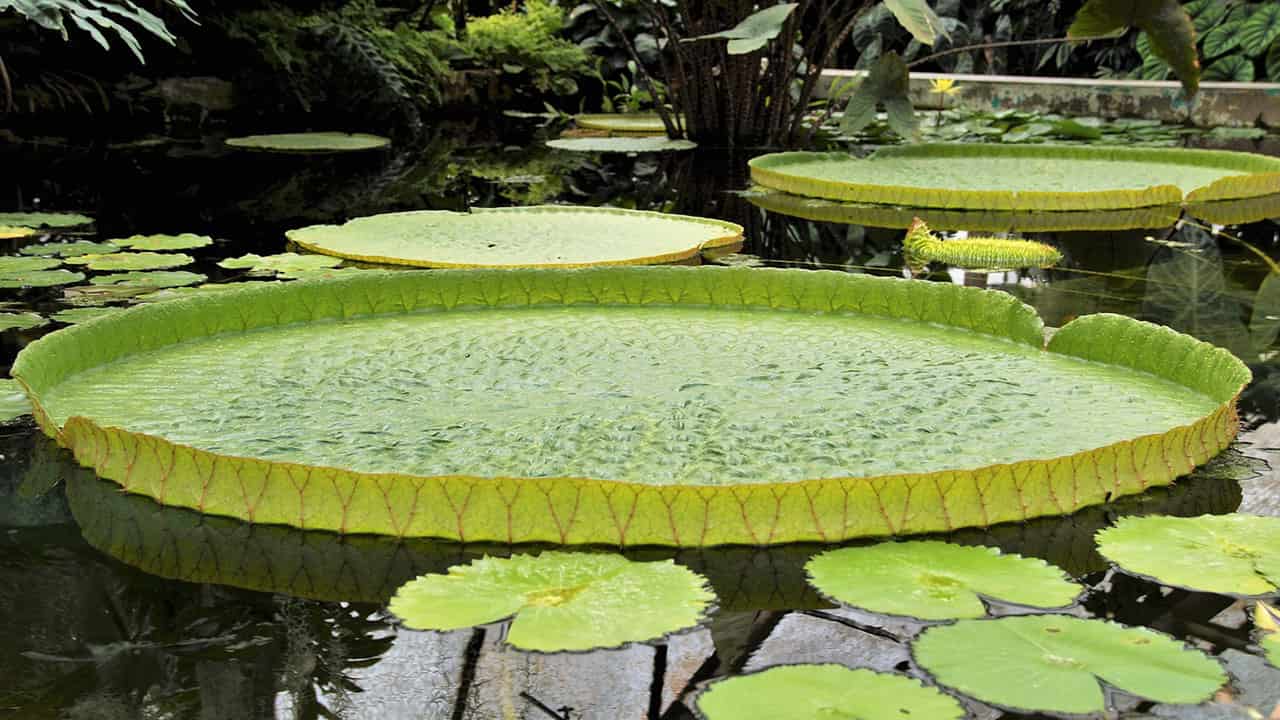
[840,51,915,138]
[225,133,390,154]
[0,226,38,239]
[1096,514,1280,597]
[1202,19,1244,59]
[388,552,714,651]
[574,113,673,134]
[19,240,119,257]
[1069,0,1199,95]
[286,207,743,269]
[1051,118,1104,140]
[806,541,1080,620]
[88,270,207,288]
[1240,5,1280,57]
[696,665,965,720]
[134,282,279,302]
[111,233,213,251]
[915,615,1227,715]
[685,3,798,55]
[217,253,341,278]
[0,379,30,423]
[0,269,85,289]
[1268,37,1280,81]
[64,252,194,271]
[546,136,697,152]
[1204,54,1255,82]
[1257,603,1280,668]
[52,307,123,324]
[1142,227,1252,358]
[0,312,47,332]
[884,0,947,46]
[0,256,61,274]
[0,212,93,228]
[1186,0,1233,35]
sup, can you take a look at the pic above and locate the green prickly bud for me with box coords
[904,218,1063,270]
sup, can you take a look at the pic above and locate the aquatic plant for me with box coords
[546,136,697,153]
[695,665,965,720]
[0,379,29,423]
[574,113,670,134]
[0,226,38,239]
[0,269,85,289]
[20,240,119,257]
[65,251,193,271]
[388,552,713,651]
[0,212,93,228]
[51,307,121,324]
[224,133,391,154]
[217,253,342,278]
[88,271,207,288]
[1096,514,1280,596]
[0,312,46,332]
[903,218,1062,270]
[111,234,212,251]
[1257,603,1280,668]
[1,0,196,62]
[463,0,591,97]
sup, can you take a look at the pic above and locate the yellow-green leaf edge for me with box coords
[11,267,1250,546]
[750,145,1280,211]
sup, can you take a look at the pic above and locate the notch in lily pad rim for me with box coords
[286,206,745,269]
[547,136,697,152]
[749,145,1280,211]
[9,267,1250,546]
[224,132,391,153]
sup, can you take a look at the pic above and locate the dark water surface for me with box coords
[2,124,1279,719]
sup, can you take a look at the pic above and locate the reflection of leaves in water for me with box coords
[1142,225,1252,358]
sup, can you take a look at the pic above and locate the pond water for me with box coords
[2,121,1279,719]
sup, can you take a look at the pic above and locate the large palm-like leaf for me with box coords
[0,0,197,62]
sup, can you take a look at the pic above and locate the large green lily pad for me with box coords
[65,252,194,271]
[750,145,1280,211]
[20,241,120,257]
[111,233,213,251]
[913,615,1227,715]
[0,212,94,228]
[225,132,390,153]
[547,136,697,153]
[10,268,1248,545]
[806,541,1080,620]
[218,253,342,278]
[0,257,61,274]
[0,379,30,423]
[0,312,47,332]
[388,552,713,651]
[695,665,966,720]
[0,269,85,289]
[1096,514,1280,597]
[286,207,744,268]
[575,113,673,134]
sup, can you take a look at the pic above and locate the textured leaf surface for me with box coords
[0,379,30,423]
[19,240,119,257]
[65,252,194,271]
[217,253,341,278]
[574,113,670,134]
[0,256,61,274]
[88,270,207,288]
[884,0,946,46]
[111,233,213,251]
[51,307,123,324]
[388,552,713,651]
[806,541,1079,620]
[750,145,1280,210]
[287,207,744,268]
[0,212,93,228]
[686,3,797,55]
[0,312,47,332]
[0,269,85,289]
[1069,0,1199,95]
[1204,54,1255,82]
[915,615,1227,714]
[695,665,965,720]
[224,132,390,153]
[12,268,1248,544]
[1240,5,1280,57]
[1097,514,1280,596]
[547,137,697,152]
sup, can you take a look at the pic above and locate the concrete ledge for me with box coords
[817,70,1280,128]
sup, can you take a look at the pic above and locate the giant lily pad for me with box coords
[388,552,714,651]
[111,233,213,251]
[547,136,697,153]
[750,145,1280,211]
[10,268,1249,545]
[0,379,30,423]
[914,615,1227,715]
[65,252,194,272]
[0,312,47,332]
[695,665,966,720]
[806,541,1080,620]
[218,253,342,278]
[574,113,672,134]
[1096,514,1280,597]
[0,269,85,289]
[0,212,94,229]
[286,207,744,268]
[225,132,390,153]
[20,241,120,257]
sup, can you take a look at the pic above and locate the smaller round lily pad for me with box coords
[0,379,30,423]
[19,241,120,257]
[0,312,47,332]
[0,257,61,274]
[0,226,38,239]
[388,552,714,652]
[0,269,85,289]
[52,307,123,324]
[111,233,213,251]
[1257,603,1280,669]
[225,132,390,153]
[547,136,697,153]
[913,615,1227,715]
[134,281,278,302]
[575,113,674,134]
[806,541,1081,621]
[0,212,94,229]
[695,665,966,720]
[218,253,342,278]
[1097,514,1280,597]
[89,271,208,288]
[65,252,194,272]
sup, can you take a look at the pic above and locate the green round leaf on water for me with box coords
[1257,603,1280,669]
[111,233,213,251]
[225,132,390,153]
[0,226,39,239]
[547,136,697,153]
[19,241,120,258]
[0,312,47,332]
[10,268,1249,545]
[218,253,342,277]
[0,269,86,289]
[574,113,672,134]
[0,212,94,229]
[1097,514,1280,597]
[388,552,714,652]
[914,615,1227,715]
[89,271,208,288]
[0,379,30,423]
[286,207,744,268]
[0,256,62,274]
[806,541,1080,620]
[52,307,123,324]
[134,281,280,302]
[695,664,965,720]
[65,252,194,272]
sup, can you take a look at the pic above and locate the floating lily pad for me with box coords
[0,312,47,332]
[695,664,966,720]
[89,271,208,288]
[750,145,1280,210]
[286,207,744,268]
[0,212,94,229]
[62,283,157,305]
[574,113,673,134]
[225,132,390,153]
[0,226,39,239]
[547,136,697,152]
[65,252,194,272]
[52,307,123,324]
[913,615,1227,715]
[19,241,120,257]
[12,268,1248,545]
[0,379,30,423]
[388,552,714,651]
[1257,603,1279,669]
[0,257,61,274]
[806,541,1080,620]
[218,253,342,278]
[0,269,85,289]
[134,282,278,302]
[1096,514,1280,597]
[111,233,213,251]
